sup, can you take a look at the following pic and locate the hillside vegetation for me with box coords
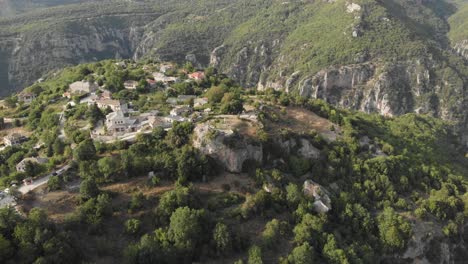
[0,59,466,263]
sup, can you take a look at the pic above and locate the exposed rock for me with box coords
[453,39,468,59]
[303,180,332,213]
[346,3,362,13]
[193,122,262,173]
[276,137,320,160]
[210,45,225,67]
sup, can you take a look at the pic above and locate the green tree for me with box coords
[286,183,303,209]
[168,207,205,253]
[125,218,142,235]
[52,138,65,155]
[86,103,104,126]
[377,207,412,252]
[47,176,61,191]
[98,156,121,181]
[323,234,349,264]
[0,234,13,261]
[166,122,194,148]
[205,86,226,104]
[73,139,97,161]
[220,93,243,114]
[261,219,286,249]
[157,187,196,219]
[248,245,263,264]
[287,242,314,264]
[80,178,99,200]
[213,222,232,256]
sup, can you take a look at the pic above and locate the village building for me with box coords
[69,81,99,95]
[188,71,205,80]
[152,72,179,84]
[194,97,209,107]
[124,80,138,90]
[18,92,36,104]
[16,157,48,172]
[105,111,141,136]
[170,105,192,117]
[3,133,27,147]
[96,98,128,113]
[148,116,169,129]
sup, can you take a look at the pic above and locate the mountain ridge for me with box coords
[1,0,468,142]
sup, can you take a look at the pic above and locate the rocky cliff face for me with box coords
[192,122,263,173]
[0,16,151,96]
[193,118,322,173]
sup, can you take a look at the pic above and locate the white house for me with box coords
[16,157,48,172]
[69,81,99,95]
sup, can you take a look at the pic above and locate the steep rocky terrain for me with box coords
[1,0,468,140]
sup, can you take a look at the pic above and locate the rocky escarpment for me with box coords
[193,118,322,173]
[295,61,431,117]
[453,40,468,60]
[193,122,263,173]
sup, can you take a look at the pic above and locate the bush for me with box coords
[47,176,61,191]
[125,218,141,235]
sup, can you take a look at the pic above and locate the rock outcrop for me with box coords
[193,118,322,173]
[193,123,263,173]
[453,40,468,60]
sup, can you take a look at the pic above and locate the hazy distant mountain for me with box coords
[0,0,96,17]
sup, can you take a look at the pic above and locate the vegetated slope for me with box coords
[1,0,468,141]
[0,59,466,263]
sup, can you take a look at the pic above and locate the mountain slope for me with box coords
[0,0,468,141]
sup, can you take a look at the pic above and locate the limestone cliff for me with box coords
[192,122,263,173]
[192,117,322,173]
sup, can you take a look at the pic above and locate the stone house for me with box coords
[16,157,48,172]
[170,105,192,117]
[96,99,128,113]
[18,92,36,104]
[105,111,140,136]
